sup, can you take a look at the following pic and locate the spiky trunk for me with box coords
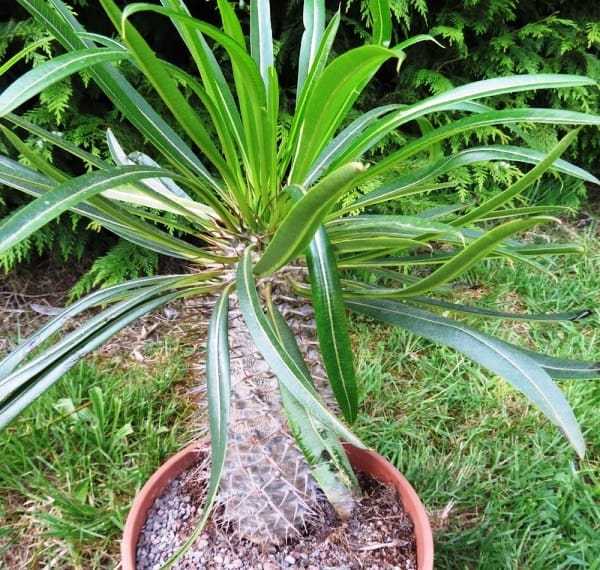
[215,285,355,545]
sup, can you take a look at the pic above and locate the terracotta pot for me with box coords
[121,441,434,570]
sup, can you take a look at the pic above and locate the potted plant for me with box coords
[1,0,599,568]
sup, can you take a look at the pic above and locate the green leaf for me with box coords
[508,347,600,380]
[307,227,358,423]
[5,112,105,168]
[0,155,216,260]
[250,0,274,85]
[409,296,592,322]
[160,0,249,200]
[305,104,399,186]
[334,236,427,253]
[121,2,269,198]
[327,214,465,241]
[289,44,405,182]
[163,285,232,568]
[0,165,186,257]
[0,288,184,430]
[206,287,231,460]
[338,76,600,166]
[297,0,326,95]
[346,299,585,457]
[339,137,598,215]
[0,36,54,75]
[236,249,364,448]
[18,0,219,188]
[352,109,599,182]
[368,0,392,46]
[454,130,580,226]
[346,217,551,297]
[266,302,358,517]
[0,48,127,117]
[255,162,366,276]
[101,0,234,188]
[0,275,193,379]
[338,240,584,269]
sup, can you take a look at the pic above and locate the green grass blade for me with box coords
[255,162,366,276]
[346,299,586,457]
[307,228,358,423]
[0,48,126,116]
[236,250,364,447]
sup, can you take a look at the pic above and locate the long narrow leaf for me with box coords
[368,0,392,46]
[297,0,326,95]
[255,162,366,275]
[162,286,232,568]
[18,0,220,189]
[337,74,599,165]
[250,0,274,85]
[0,48,127,116]
[0,290,182,430]
[341,141,599,214]
[266,302,358,515]
[346,217,551,298]
[0,275,195,378]
[0,156,216,260]
[409,297,592,322]
[307,228,358,423]
[346,299,585,456]
[290,44,405,182]
[236,250,364,447]
[454,130,580,225]
[0,165,187,256]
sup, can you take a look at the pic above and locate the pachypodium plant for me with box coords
[1,0,599,555]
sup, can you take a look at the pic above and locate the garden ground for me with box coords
[1,220,599,569]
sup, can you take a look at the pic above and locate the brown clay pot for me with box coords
[121,441,434,570]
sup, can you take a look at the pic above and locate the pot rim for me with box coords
[121,441,434,570]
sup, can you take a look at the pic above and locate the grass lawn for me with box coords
[1,226,599,569]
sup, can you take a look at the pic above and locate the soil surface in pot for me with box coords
[136,457,417,570]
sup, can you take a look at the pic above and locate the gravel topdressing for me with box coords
[135,456,417,570]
